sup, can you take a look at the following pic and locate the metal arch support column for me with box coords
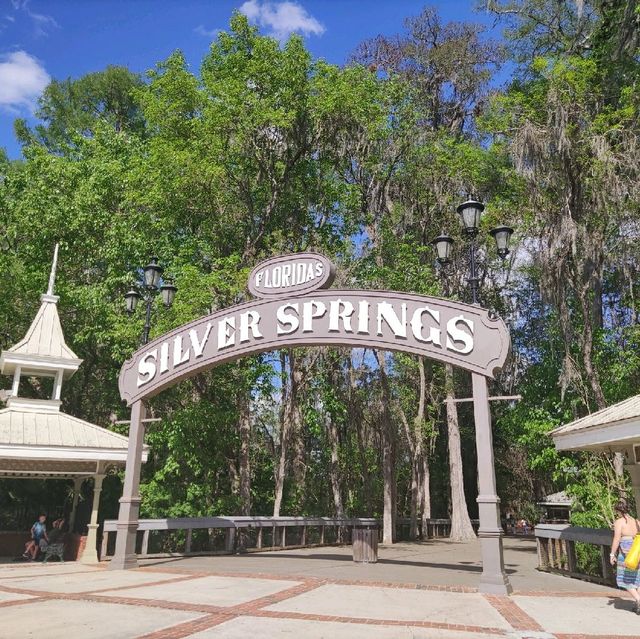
[472,372,512,595]
[109,400,146,570]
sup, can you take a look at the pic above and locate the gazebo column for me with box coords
[69,477,84,533]
[472,373,512,595]
[80,463,105,564]
[109,400,146,570]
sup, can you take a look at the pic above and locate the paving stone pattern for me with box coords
[0,557,639,639]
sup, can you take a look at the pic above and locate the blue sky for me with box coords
[0,1,501,158]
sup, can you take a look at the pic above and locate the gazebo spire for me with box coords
[46,242,59,297]
[0,244,82,392]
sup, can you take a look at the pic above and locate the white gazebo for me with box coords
[551,395,640,513]
[0,246,148,562]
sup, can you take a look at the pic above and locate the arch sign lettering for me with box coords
[119,252,510,405]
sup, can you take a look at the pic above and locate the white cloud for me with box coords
[194,24,221,38]
[0,50,49,113]
[28,10,59,37]
[239,0,324,40]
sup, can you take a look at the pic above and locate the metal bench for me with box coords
[43,543,64,563]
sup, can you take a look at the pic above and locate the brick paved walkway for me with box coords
[1,541,639,639]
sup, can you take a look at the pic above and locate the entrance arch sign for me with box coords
[110,252,513,596]
[119,255,509,405]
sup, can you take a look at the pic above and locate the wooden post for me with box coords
[225,528,236,553]
[566,540,577,573]
[301,526,306,546]
[537,537,550,570]
[281,526,286,549]
[141,530,150,556]
[80,464,105,564]
[100,531,109,561]
[257,527,263,550]
[320,525,325,545]
[601,546,614,584]
[185,529,192,554]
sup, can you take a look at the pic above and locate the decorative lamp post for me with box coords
[433,199,514,306]
[125,257,177,345]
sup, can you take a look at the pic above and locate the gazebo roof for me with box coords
[537,490,573,507]
[551,394,640,452]
[0,244,82,379]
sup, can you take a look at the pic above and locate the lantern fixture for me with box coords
[143,257,163,290]
[160,280,178,308]
[431,235,454,265]
[490,226,514,259]
[124,289,141,315]
[456,199,485,236]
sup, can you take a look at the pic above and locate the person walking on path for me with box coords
[610,499,640,614]
[23,514,48,560]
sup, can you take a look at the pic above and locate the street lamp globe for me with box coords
[124,289,141,314]
[456,199,485,236]
[160,280,178,308]
[490,226,514,259]
[143,257,163,289]
[431,235,454,265]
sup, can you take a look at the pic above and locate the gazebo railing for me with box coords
[100,515,477,560]
[535,523,616,586]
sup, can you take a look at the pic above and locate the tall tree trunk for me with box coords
[445,364,476,541]
[327,413,345,518]
[349,356,374,514]
[376,350,396,544]
[273,351,290,517]
[238,392,251,516]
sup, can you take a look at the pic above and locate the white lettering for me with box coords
[239,311,263,342]
[282,264,292,287]
[218,316,236,349]
[296,263,305,285]
[357,301,370,334]
[173,335,190,367]
[305,263,314,282]
[277,303,300,334]
[189,322,212,358]
[446,315,474,354]
[315,262,323,276]
[137,350,157,387]
[410,306,441,346]
[302,300,327,332]
[377,302,407,338]
[329,299,354,332]
[272,266,281,288]
[256,271,264,288]
[160,342,170,373]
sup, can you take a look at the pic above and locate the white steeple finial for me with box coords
[47,243,59,296]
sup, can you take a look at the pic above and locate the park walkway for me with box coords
[0,538,638,639]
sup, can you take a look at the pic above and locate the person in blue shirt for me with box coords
[23,514,48,560]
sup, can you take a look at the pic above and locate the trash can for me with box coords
[352,525,378,563]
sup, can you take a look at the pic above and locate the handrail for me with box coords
[102,516,378,532]
[534,524,615,586]
[99,515,473,561]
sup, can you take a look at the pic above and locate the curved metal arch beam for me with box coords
[119,290,510,406]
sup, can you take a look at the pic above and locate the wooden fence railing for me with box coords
[535,523,616,586]
[100,516,478,561]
